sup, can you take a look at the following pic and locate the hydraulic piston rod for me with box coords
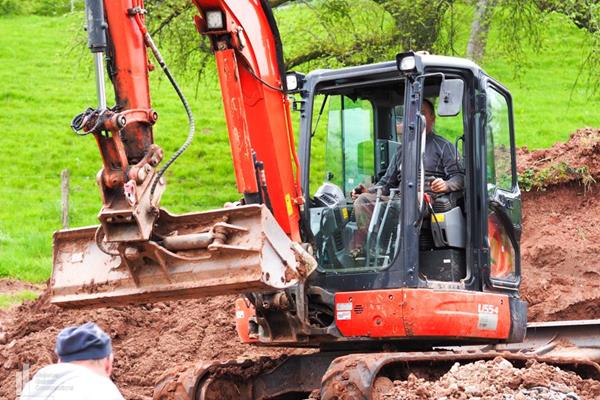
[93,53,107,110]
[85,0,108,109]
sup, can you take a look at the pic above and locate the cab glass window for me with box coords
[485,87,514,191]
[311,95,375,196]
[309,93,396,273]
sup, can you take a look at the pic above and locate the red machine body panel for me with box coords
[103,0,154,159]
[335,289,512,340]
[215,49,260,195]
[235,297,258,344]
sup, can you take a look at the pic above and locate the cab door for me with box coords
[483,79,521,290]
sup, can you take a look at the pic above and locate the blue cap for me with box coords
[55,322,112,362]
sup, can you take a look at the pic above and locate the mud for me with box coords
[0,293,298,399]
[0,128,599,398]
[519,128,600,322]
[380,357,600,400]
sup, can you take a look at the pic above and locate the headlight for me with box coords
[286,74,298,91]
[396,51,424,75]
[285,71,305,93]
[206,10,224,30]
[400,56,416,72]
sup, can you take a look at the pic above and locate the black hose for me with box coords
[144,32,195,203]
[95,226,120,256]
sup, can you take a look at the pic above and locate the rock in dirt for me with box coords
[379,357,600,400]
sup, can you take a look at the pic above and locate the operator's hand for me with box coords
[351,184,366,201]
[431,178,449,193]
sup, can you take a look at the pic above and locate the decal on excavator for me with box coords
[477,303,499,330]
[336,302,353,321]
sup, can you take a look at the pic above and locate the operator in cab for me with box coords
[351,99,464,251]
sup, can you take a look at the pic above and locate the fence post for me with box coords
[61,169,70,229]
[71,0,75,13]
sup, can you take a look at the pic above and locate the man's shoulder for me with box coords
[21,363,124,400]
[70,372,124,400]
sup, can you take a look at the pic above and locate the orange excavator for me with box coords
[51,1,600,398]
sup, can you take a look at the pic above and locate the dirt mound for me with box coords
[0,293,298,399]
[520,186,600,321]
[518,128,600,191]
[518,128,600,322]
[380,357,600,400]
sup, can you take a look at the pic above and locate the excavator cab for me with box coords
[304,75,467,276]
[278,52,528,345]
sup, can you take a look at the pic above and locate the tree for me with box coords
[143,0,599,89]
[144,0,454,72]
[466,0,497,62]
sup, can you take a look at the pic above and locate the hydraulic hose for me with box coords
[144,32,196,203]
[130,5,195,203]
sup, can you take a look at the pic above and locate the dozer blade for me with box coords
[51,205,314,308]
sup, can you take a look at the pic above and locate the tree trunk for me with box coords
[466,0,496,62]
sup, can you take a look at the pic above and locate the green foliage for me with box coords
[139,0,600,87]
[518,163,596,191]
[278,0,398,69]
[146,1,211,81]
[377,0,452,52]
[493,0,546,79]
[0,0,83,16]
[0,0,21,15]
[538,0,599,33]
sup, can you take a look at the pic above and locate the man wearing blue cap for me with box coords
[20,322,124,399]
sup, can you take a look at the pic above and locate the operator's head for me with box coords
[394,105,404,135]
[421,98,436,134]
[395,118,404,135]
[55,322,114,378]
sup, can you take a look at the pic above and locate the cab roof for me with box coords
[305,54,485,83]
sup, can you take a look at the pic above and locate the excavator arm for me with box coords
[51,0,313,307]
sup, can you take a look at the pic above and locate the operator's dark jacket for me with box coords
[370,132,464,195]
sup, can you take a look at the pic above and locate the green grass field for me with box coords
[0,11,599,283]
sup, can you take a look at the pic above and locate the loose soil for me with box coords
[0,128,599,399]
[519,128,600,322]
[0,293,299,399]
[380,357,600,400]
